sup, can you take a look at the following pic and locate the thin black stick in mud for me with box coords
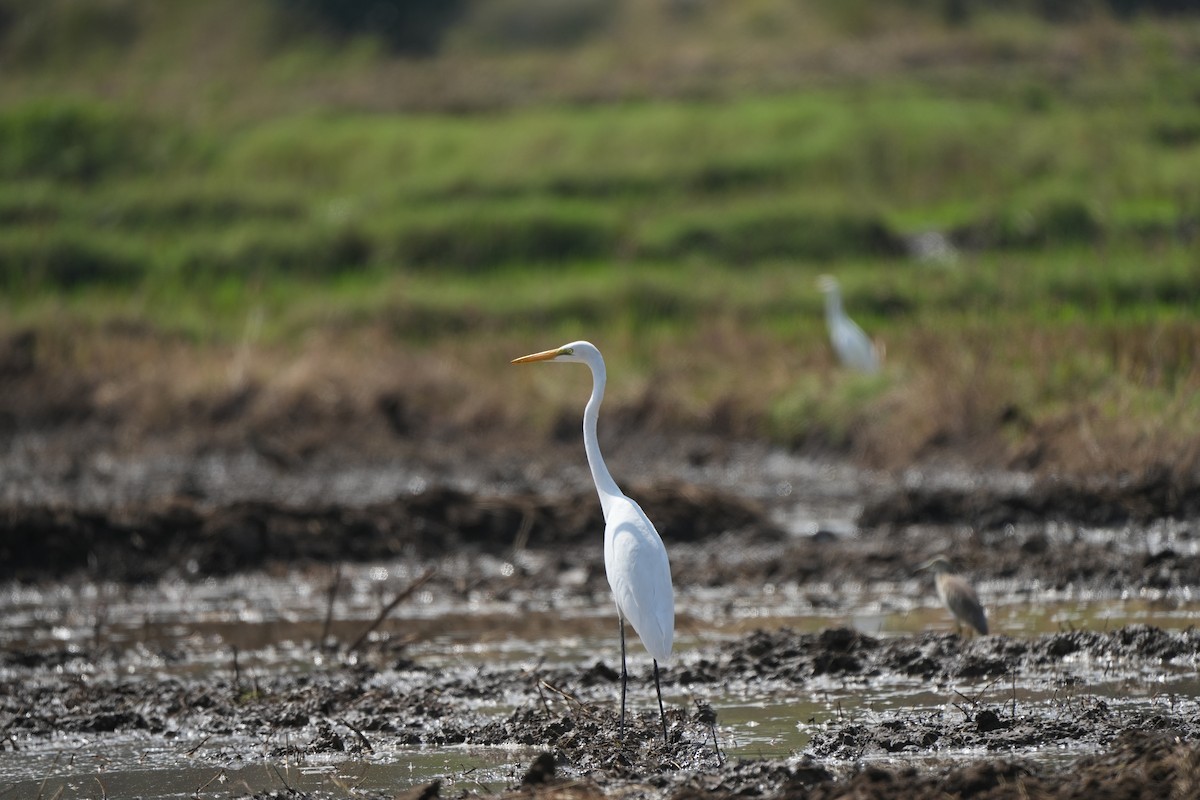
[338,717,374,753]
[536,678,553,716]
[539,679,596,717]
[320,563,342,652]
[1011,667,1018,720]
[619,617,628,736]
[269,763,294,793]
[346,566,436,655]
[91,601,106,654]
[184,734,212,757]
[194,769,227,796]
[232,645,241,694]
[695,700,724,766]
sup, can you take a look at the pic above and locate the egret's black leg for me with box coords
[618,618,628,736]
[653,659,667,744]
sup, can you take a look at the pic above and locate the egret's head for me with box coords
[915,555,955,575]
[816,274,840,294]
[511,340,598,366]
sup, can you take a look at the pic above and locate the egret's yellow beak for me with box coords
[511,347,563,365]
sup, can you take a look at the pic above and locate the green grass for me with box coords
[2,4,1200,475]
[3,82,1198,288]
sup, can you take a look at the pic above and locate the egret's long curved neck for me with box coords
[582,353,623,519]
[823,289,843,322]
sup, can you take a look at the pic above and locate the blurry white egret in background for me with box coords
[817,275,881,373]
[916,555,989,637]
[512,340,674,743]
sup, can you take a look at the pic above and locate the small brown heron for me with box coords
[916,556,988,636]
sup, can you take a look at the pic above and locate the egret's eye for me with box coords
[561,347,574,356]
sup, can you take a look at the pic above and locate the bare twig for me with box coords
[184,734,212,758]
[512,506,536,555]
[346,567,436,654]
[269,763,294,792]
[193,769,227,797]
[1010,667,1018,720]
[337,717,374,754]
[535,679,553,716]
[91,602,107,655]
[232,646,242,694]
[321,564,343,652]
[694,700,724,766]
[538,679,599,719]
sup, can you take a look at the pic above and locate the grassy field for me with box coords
[1,1,1199,477]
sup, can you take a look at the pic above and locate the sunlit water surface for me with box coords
[3,553,1200,799]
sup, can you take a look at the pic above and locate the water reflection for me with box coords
[0,735,524,800]
[4,566,1200,798]
[4,567,1199,662]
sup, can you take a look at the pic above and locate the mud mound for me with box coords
[476,708,722,774]
[798,732,1200,800]
[0,483,775,582]
[807,702,1186,760]
[685,625,1200,685]
[7,626,1196,743]
[6,627,1200,799]
[860,465,1200,529]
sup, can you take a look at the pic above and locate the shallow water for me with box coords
[2,444,1197,797]
[4,555,1200,798]
[1,734,531,799]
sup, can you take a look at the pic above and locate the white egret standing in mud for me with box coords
[512,341,674,743]
[916,556,988,637]
[817,275,881,373]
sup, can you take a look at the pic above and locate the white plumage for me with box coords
[512,340,674,741]
[818,274,881,373]
[605,498,674,663]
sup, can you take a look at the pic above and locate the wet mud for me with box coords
[0,483,774,583]
[4,626,1200,798]
[5,471,1198,599]
[861,463,1200,528]
[3,404,1200,797]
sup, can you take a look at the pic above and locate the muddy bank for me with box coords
[238,732,1200,799]
[4,480,1198,600]
[0,483,774,583]
[4,626,1200,799]
[861,463,1200,528]
[5,626,1197,748]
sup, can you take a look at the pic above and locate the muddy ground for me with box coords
[3,398,1200,797]
[4,624,1200,799]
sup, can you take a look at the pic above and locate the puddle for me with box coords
[5,560,1200,798]
[0,734,528,800]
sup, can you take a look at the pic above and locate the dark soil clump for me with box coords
[861,464,1200,529]
[0,483,775,582]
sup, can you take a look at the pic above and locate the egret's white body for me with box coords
[817,275,880,373]
[604,498,674,664]
[512,340,674,741]
[916,556,988,637]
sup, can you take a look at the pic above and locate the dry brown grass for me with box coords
[5,304,1200,484]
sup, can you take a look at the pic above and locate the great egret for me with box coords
[817,275,880,373]
[915,556,988,637]
[512,341,674,743]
